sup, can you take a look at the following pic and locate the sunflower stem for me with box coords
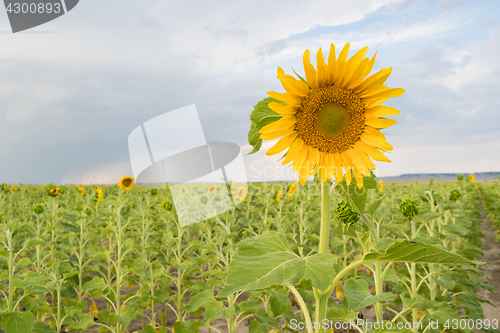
[314,180,331,333]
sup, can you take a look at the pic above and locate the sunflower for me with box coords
[275,189,282,202]
[378,179,385,192]
[208,185,217,194]
[235,186,247,201]
[49,187,60,196]
[260,43,403,187]
[467,175,475,182]
[118,176,135,191]
[288,181,298,193]
[19,187,23,193]
[95,187,103,204]
[2,183,6,190]
[77,186,85,196]
[10,187,16,193]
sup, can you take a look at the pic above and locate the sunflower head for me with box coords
[334,201,359,225]
[48,187,60,196]
[288,181,299,193]
[378,179,385,192]
[236,186,247,201]
[77,186,85,196]
[10,187,16,193]
[95,187,103,204]
[467,175,475,183]
[2,183,7,190]
[275,189,282,202]
[33,205,44,215]
[400,199,418,220]
[248,43,403,188]
[118,176,135,191]
[456,174,464,181]
[151,189,158,195]
[208,185,217,194]
[449,189,460,202]
[162,200,173,211]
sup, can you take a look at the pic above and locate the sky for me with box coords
[0,0,499,184]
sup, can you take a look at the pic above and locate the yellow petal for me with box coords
[260,115,296,133]
[332,153,343,183]
[352,165,364,189]
[266,133,297,156]
[360,132,393,151]
[365,105,401,117]
[267,91,301,107]
[357,141,391,162]
[316,48,330,86]
[364,118,397,129]
[309,148,320,174]
[363,88,405,107]
[340,152,353,185]
[277,68,310,97]
[292,142,309,172]
[333,43,350,85]
[340,46,368,86]
[259,125,295,140]
[353,67,393,94]
[91,300,99,319]
[281,138,304,165]
[346,149,370,176]
[345,58,369,90]
[268,102,296,115]
[303,50,317,88]
[327,43,336,83]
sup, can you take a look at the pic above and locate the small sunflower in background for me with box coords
[118,176,135,191]
[235,186,247,201]
[77,186,85,196]
[378,179,385,192]
[19,187,23,193]
[249,43,403,187]
[287,181,298,198]
[2,183,7,190]
[10,186,16,193]
[95,187,103,204]
[275,189,282,202]
[467,174,475,182]
[49,187,60,197]
[456,174,464,181]
[208,185,217,194]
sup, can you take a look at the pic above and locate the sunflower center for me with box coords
[122,179,132,187]
[314,104,349,137]
[295,85,365,154]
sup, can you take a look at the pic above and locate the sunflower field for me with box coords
[0,177,498,333]
[1,42,499,333]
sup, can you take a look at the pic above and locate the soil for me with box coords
[478,199,500,323]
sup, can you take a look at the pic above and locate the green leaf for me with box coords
[139,326,156,333]
[83,278,107,291]
[31,322,57,333]
[367,199,383,216]
[336,171,378,215]
[326,307,358,322]
[184,289,216,312]
[0,311,35,333]
[247,97,285,155]
[344,279,394,312]
[401,296,446,311]
[64,314,95,331]
[364,240,475,264]
[218,232,338,297]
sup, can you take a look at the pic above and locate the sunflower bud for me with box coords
[456,174,463,181]
[151,189,158,195]
[449,189,460,202]
[400,199,418,220]
[334,201,359,225]
[162,200,173,211]
[33,205,44,215]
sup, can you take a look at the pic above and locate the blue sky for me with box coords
[0,0,499,183]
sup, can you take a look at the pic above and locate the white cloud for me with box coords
[61,161,132,184]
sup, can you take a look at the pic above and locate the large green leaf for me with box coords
[218,232,338,297]
[247,97,285,155]
[0,311,35,333]
[344,279,394,312]
[336,171,378,215]
[364,239,475,264]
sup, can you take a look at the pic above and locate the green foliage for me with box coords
[247,97,286,155]
[334,201,360,225]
